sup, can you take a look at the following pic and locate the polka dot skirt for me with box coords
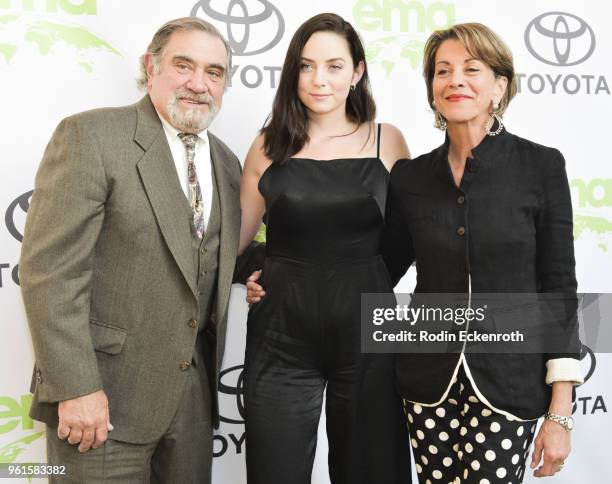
[405,365,537,483]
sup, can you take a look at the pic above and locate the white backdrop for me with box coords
[0,1,610,483]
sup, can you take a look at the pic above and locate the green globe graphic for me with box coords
[574,212,612,253]
[0,14,121,72]
[365,34,425,77]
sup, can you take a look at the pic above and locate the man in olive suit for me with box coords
[20,17,260,483]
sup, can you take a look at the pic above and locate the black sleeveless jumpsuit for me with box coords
[244,127,411,484]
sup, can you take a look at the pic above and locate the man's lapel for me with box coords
[209,134,240,329]
[134,96,198,298]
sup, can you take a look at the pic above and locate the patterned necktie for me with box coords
[178,133,205,239]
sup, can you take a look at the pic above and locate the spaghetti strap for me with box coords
[376,123,382,159]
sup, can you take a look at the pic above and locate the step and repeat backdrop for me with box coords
[1,0,610,482]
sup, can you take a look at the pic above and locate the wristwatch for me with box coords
[544,411,574,431]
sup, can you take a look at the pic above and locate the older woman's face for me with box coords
[432,39,507,127]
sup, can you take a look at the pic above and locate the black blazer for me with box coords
[382,128,581,419]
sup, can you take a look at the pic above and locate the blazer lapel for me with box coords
[134,96,198,298]
[209,134,240,332]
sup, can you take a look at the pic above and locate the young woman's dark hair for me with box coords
[262,13,376,162]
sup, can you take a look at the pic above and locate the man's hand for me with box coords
[246,270,265,304]
[530,419,570,477]
[57,390,113,453]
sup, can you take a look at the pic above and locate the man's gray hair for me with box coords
[137,17,232,90]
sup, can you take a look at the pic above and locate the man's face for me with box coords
[146,29,228,133]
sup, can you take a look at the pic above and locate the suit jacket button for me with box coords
[457,226,466,236]
[179,361,191,371]
[457,195,465,205]
[188,318,198,328]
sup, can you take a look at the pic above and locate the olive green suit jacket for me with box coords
[20,95,257,443]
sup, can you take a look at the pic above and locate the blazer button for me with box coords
[179,361,191,371]
[457,226,466,236]
[188,318,198,328]
[457,195,465,205]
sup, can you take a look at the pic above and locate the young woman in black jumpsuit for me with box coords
[239,13,412,484]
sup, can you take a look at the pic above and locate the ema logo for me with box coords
[190,0,284,56]
[0,0,122,73]
[352,0,455,76]
[518,12,609,95]
[524,12,595,67]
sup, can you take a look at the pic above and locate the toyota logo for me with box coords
[218,364,245,424]
[525,12,596,66]
[191,0,285,56]
[5,190,33,243]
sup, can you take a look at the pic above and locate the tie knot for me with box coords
[178,133,198,151]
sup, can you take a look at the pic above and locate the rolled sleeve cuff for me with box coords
[546,358,584,385]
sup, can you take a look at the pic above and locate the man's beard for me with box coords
[167,88,219,133]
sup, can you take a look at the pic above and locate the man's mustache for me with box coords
[173,89,214,106]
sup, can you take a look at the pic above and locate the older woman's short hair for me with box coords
[137,17,232,90]
[423,22,516,116]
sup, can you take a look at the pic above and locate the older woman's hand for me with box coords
[246,270,265,304]
[530,419,571,477]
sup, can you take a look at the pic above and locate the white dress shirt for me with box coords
[157,112,214,231]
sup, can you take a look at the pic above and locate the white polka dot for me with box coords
[415,463,422,474]
[470,417,479,427]
[458,451,463,460]
[460,427,468,436]
[417,430,425,440]
[429,444,438,454]
[496,467,507,478]
[426,480,432,484]
[480,480,490,484]
[490,422,501,433]
[439,431,449,441]
[501,438,512,450]
[471,460,480,470]
[460,383,465,393]
[465,442,473,453]
[432,469,443,479]
[443,457,453,467]
[531,423,537,432]
[475,432,486,443]
[411,438,418,448]
[463,403,470,414]
[516,425,524,436]
[455,477,462,484]
[408,413,414,424]
[463,468,469,479]
[511,454,519,464]
[450,419,460,429]
[469,395,479,403]
[481,409,492,417]
[453,443,460,452]
[413,404,423,414]
[448,398,458,406]
[523,439,528,449]
[421,455,429,465]
[436,407,446,418]
[425,418,436,429]
[485,450,496,461]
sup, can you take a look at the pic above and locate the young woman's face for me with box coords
[432,39,507,128]
[297,31,363,117]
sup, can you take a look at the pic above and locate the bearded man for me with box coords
[20,17,260,483]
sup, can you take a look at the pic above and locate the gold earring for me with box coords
[435,111,447,131]
[486,102,503,136]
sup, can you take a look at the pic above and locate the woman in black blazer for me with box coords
[382,23,582,483]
